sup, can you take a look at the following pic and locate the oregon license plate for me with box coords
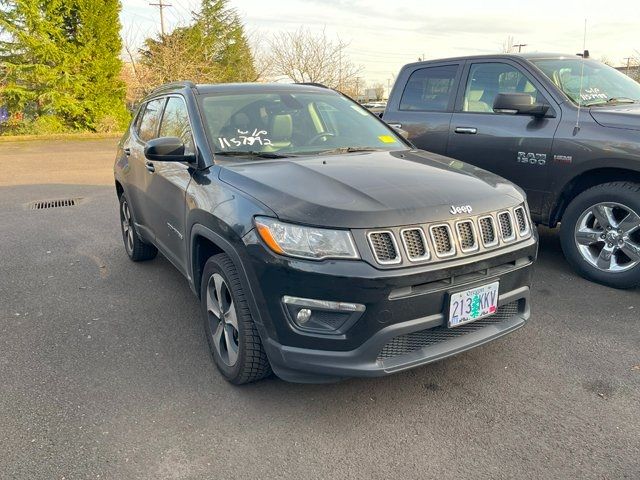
[448,281,499,328]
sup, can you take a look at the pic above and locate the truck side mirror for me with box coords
[144,137,195,162]
[493,93,550,118]
[388,124,410,139]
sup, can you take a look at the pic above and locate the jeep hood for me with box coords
[218,150,524,229]
[590,103,640,132]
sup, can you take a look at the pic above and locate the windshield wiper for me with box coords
[315,147,383,155]
[215,151,293,159]
[583,97,637,107]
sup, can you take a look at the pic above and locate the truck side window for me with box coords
[463,63,540,113]
[137,98,166,142]
[159,97,195,155]
[399,65,458,111]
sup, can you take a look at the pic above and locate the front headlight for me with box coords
[255,217,359,260]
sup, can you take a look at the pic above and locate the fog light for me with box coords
[282,295,366,333]
[296,308,312,324]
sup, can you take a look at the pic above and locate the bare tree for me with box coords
[628,51,640,82]
[372,82,385,100]
[265,27,362,93]
[600,55,614,67]
[501,35,514,53]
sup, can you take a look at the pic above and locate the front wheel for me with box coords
[560,182,640,289]
[200,254,272,384]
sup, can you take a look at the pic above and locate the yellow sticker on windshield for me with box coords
[378,135,396,143]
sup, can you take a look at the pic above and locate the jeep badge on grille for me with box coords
[450,205,473,215]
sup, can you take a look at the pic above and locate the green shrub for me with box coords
[0,115,70,136]
[31,115,68,134]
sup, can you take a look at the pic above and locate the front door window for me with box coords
[463,63,541,113]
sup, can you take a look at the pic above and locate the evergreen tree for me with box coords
[194,0,256,82]
[0,0,128,132]
[138,0,256,90]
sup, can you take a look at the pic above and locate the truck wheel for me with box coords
[200,254,272,384]
[119,195,157,262]
[560,182,640,289]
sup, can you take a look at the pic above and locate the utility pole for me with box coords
[624,57,633,75]
[150,0,172,37]
[513,43,527,53]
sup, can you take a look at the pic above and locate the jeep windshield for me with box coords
[197,89,405,159]
[531,58,640,107]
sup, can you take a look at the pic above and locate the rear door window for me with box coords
[399,65,459,111]
[137,98,166,142]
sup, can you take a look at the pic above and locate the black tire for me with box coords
[200,253,272,384]
[560,181,640,289]
[118,194,158,262]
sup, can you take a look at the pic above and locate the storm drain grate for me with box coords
[29,198,81,210]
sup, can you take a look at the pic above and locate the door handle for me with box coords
[454,127,477,134]
[387,123,402,129]
[145,161,155,173]
[123,147,131,156]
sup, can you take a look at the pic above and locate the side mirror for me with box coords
[144,137,195,162]
[394,127,410,140]
[493,93,550,118]
[387,123,410,139]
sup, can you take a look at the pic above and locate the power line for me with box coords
[149,0,172,37]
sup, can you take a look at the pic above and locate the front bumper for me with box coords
[241,231,537,383]
[265,287,528,382]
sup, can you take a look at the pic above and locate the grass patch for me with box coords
[0,131,123,143]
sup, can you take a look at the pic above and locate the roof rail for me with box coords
[295,82,330,89]
[149,81,197,94]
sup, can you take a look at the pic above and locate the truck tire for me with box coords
[200,254,272,384]
[119,194,158,262]
[560,182,640,289]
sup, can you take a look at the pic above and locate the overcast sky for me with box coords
[120,0,640,84]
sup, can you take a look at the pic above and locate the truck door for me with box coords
[143,95,195,275]
[383,62,462,155]
[446,59,561,216]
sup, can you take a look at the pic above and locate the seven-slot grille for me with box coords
[498,211,515,241]
[368,231,401,264]
[430,225,455,257]
[366,206,529,266]
[401,228,429,261]
[455,220,477,252]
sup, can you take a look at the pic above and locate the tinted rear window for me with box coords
[400,65,458,111]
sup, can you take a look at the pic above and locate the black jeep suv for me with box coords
[114,82,537,384]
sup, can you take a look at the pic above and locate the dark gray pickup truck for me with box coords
[383,53,640,288]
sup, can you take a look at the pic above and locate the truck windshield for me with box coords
[532,58,640,107]
[197,90,404,158]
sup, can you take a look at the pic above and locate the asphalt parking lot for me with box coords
[1,139,639,479]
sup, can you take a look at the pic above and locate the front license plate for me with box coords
[448,281,499,328]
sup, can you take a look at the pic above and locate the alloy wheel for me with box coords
[206,273,240,366]
[121,200,134,253]
[574,202,640,272]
